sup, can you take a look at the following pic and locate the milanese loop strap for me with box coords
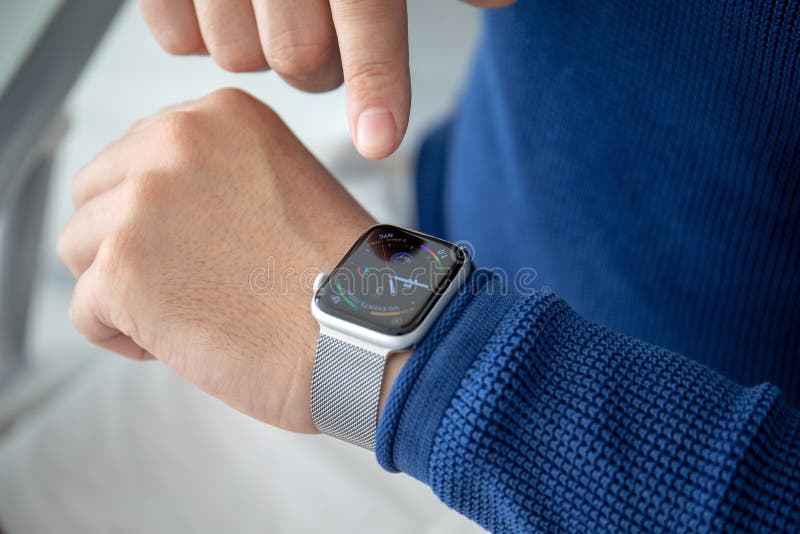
[311,333,388,450]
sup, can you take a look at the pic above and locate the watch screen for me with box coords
[315,225,467,335]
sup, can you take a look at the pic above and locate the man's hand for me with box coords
[57,88,374,433]
[137,0,516,160]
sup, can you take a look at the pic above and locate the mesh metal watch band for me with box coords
[310,332,389,450]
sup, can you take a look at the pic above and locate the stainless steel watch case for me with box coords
[311,251,471,351]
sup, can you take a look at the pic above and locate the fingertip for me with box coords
[355,107,401,159]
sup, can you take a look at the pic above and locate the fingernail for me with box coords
[356,107,396,156]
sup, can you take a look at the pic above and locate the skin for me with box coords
[59,2,521,436]
[138,0,516,160]
[57,88,411,433]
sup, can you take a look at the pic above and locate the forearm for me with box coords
[376,272,800,532]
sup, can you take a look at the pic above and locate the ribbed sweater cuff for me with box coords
[375,271,518,483]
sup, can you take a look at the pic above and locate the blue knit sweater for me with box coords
[376,2,800,532]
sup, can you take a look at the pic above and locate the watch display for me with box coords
[315,225,467,335]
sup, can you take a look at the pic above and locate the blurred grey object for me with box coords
[0,0,123,417]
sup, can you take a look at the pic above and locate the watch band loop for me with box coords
[310,333,388,450]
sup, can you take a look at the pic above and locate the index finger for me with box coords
[329,0,410,159]
[138,0,206,55]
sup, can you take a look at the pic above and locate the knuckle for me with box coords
[210,42,264,72]
[204,87,257,110]
[94,237,123,279]
[129,169,168,206]
[266,39,335,80]
[95,231,136,280]
[153,111,202,162]
[157,110,198,143]
[344,57,402,96]
[126,116,150,134]
[204,88,280,127]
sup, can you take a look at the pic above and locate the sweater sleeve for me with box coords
[374,272,800,533]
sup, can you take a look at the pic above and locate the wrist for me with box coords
[378,349,412,420]
[266,216,374,434]
[309,224,471,449]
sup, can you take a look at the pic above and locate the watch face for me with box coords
[315,225,467,335]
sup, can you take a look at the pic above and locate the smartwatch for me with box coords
[310,224,471,450]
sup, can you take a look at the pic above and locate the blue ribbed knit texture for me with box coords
[374,268,484,476]
[376,278,800,532]
[434,0,800,405]
[376,270,517,482]
[377,1,800,531]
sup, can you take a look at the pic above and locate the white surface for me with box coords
[0,358,483,534]
[0,1,483,532]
